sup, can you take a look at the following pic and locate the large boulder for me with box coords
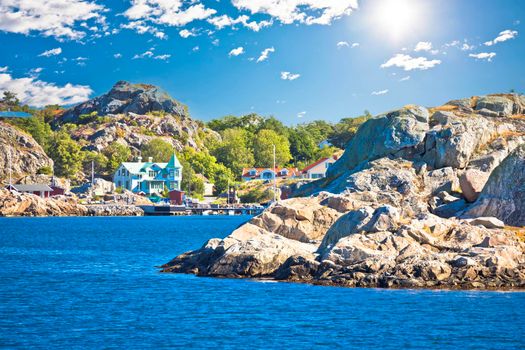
[463,144,525,226]
[423,112,494,169]
[249,197,341,243]
[326,106,429,180]
[0,122,54,182]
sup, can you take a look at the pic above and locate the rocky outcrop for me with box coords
[0,189,87,216]
[0,122,53,182]
[86,204,144,216]
[463,144,525,226]
[163,93,525,290]
[60,81,188,123]
[0,189,145,217]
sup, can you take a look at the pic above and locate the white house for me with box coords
[113,154,182,195]
[301,155,338,179]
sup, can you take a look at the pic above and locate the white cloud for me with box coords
[114,53,122,58]
[124,1,216,27]
[351,42,359,48]
[207,14,272,32]
[38,47,62,57]
[400,76,410,82]
[229,47,245,57]
[337,41,349,48]
[179,29,195,38]
[192,46,200,52]
[257,47,275,62]
[469,52,496,62]
[231,0,358,25]
[0,0,106,40]
[461,43,475,51]
[132,50,154,59]
[280,71,300,80]
[212,38,220,46]
[380,54,441,71]
[28,67,43,76]
[0,72,92,107]
[153,54,171,60]
[484,29,518,46]
[371,89,389,95]
[414,41,432,52]
[121,20,166,39]
[297,111,306,118]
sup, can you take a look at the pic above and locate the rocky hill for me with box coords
[57,81,218,152]
[162,93,525,290]
[0,121,54,182]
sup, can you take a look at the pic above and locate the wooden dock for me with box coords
[138,205,264,216]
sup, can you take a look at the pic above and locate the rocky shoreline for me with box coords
[0,189,144,217]
[161,94,525,290]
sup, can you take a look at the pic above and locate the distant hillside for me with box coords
[55,81,219,153]
[60,81,189,123]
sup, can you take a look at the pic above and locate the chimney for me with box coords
[137,156,143,162]
[148,157,153,163]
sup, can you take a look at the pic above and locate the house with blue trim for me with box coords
[113,154,182,195]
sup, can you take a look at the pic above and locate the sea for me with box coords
[0,216,524,349]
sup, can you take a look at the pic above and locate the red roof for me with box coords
[301,155,338,173]
[241,167,301,179]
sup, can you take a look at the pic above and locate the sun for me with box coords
[368,0,425,41]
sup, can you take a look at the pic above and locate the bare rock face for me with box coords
[463,144,525,226]
[60,81,189,123]
[162,94,525,290]
[0,122,53,182]
[326,106,429,181]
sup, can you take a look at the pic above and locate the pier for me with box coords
[138,205,264,216]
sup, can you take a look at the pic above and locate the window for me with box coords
[117,181,122,187]
[249,169,257,176]
[175,170,179,177]
[262,171,274,179]
[117,169,121,176]
[126,181,129,189]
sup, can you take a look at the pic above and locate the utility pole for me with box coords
[273,144,277,203]
[8,147,12,187]
[91,160,95,184]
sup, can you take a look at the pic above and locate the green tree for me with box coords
[103,142,131,173]
[25,116,54,152]
[141,138,173,162]
[212,164,235,195]
[82,151,109,176]
[253,129,291,167]
[289,127,317,164]
[1,91,20,107]
[47,131,85,178]
[212,128,255,176]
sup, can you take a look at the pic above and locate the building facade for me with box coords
[241,167,301,182]
[113,154,182,195]
[301,155,338,179]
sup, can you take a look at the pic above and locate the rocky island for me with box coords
[162,94,525,290]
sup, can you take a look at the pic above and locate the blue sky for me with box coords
[0,0,524,124]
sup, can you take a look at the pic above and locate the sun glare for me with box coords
[369,0,424,41]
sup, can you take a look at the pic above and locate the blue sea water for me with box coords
[0,216,524,349]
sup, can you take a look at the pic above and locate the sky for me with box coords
[0,0,524,124]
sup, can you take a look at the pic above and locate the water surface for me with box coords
[1,216,524,349]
